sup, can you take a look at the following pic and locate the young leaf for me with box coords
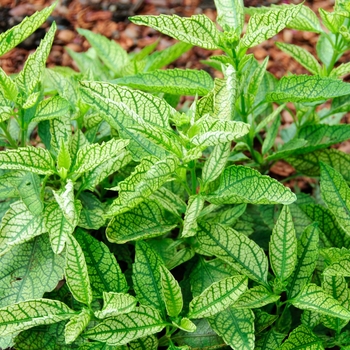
[115,69,214,96]
[84,305,166,345]
[43,201,74,255]
[130,14,221,49]
[0,200,46,256]
[0,147,56,175]
[234,285,280,309]
[132,241,166,316]
[280,324,323,350]
[255,104,285,134]
[214,0,244,34]
[0,234,64,307]
[71,139,129,175]
[65,234,93,306]
[323,254,350,276]
[0,3,56,57]
[32,96,70,123]
[269,206,297,282]
[197,222,269,285]
[292,284,350,320]
[75,229,128,298]
[160,265,183,317]
[188,275,248,319]
[267,75,350,103]
[0,67,17,101]
[241,4,302,48]
[64,308,91,344]
[287,223,319,300]
[182,195,205,238]
[330,62,350,78]
[108,156,178,216]
[206,165,296,205]
[77,28,129,74]
[208,308,255,350]
[319,8,347,33]
[94,292,137,319]
[0,299,74,336]
[320,162,350,234]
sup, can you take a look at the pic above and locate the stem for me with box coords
[189,161,197,195]
[40,175,49,201]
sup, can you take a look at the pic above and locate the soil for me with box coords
[0,0,349,185]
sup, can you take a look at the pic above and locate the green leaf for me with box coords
[94,292,137,319]
[78,192,105,230]
[0,298,74,337]
[108,156,178,216]
[234,285,280,309]
[287,223,319,300]
[0,200,46,256]
[130,14,221,49]
[202,143,231,186]
[107,200,177,244]
[65,234,93,306]
[0,147,56,175]
[160,265,183,317]
[292,284,350,320]
[267,75,350,103]
[115,69,213,96]
[74,229,128,298]
[255,329,285,350]
[129,335,159,350]
[301,310,321,329]
[57,138,71,175]
[132,241,166,316]
[280,324,323,350]
[208,308,255,350]
[269,206,297,282]
[214,0,244,34]
[0,3,56,57]
[322,275,349,332]
[330,62,350,78]
[0,234,64,308]
[190,118,250,147]
[320,163,350,234]
[50,117,72,152]
[77,28,129,74]
[188,275,247,319]
[197,222,269,285]
[182,195,205,238]
[150,186,186,216]
[84,305,166,345]
[0,67,17,101]
[18,172,43,215]
[64,307,90,344]
[172,318,196,333]
[255,104,284,134]
[16,23,56,96]
[276,42,321,75]
[206,165,296,205]
[323,253,350,276]
[241,4,302,48]
[53,180,80,226]
[72,139,129,175]
[32,96,70,123]
[319,8,347,33]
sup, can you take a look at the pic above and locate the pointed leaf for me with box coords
[115,69,213,96]
[0,200,46,256]
[197,222,269,285]
[324,254,350,276]
[0,3,55,57]
[280,324,323,350]
[0,234,64,308]
[160,265,183,317]
[292,284,350,320]
[84,305,166,345]
[130,14,221,49]
[129,335,158,350]
[269,206,297,282]
[172,318,196,333]
[206,165,296,205]
[132,241,166,316]
[330,62,350,78]
[276,42,321,75]
[0,299,74,336]
[214,0,244,34]
[234,285,280,309]
[75,229,128,298]
[320,163,350,234]
[188,275,247,319]
[208,308,255,350]
[0,147,56,175]
[0,67,17,101]
[255,329,285,350]
[182,195,205,238]
[33,96,70,123]
[267,75,350,103]
[64,308,90,344]
[94,292,137,319]
[287,223,319,300]
[108,156,178,216]
[65,234,93,306]
[17,172,43,215]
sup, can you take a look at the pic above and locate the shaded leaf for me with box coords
[280,324,323,350]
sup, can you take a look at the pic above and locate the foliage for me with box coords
[1,1,350,349]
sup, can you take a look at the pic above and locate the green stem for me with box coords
[189,161,197,195]
[40,175,49,201]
